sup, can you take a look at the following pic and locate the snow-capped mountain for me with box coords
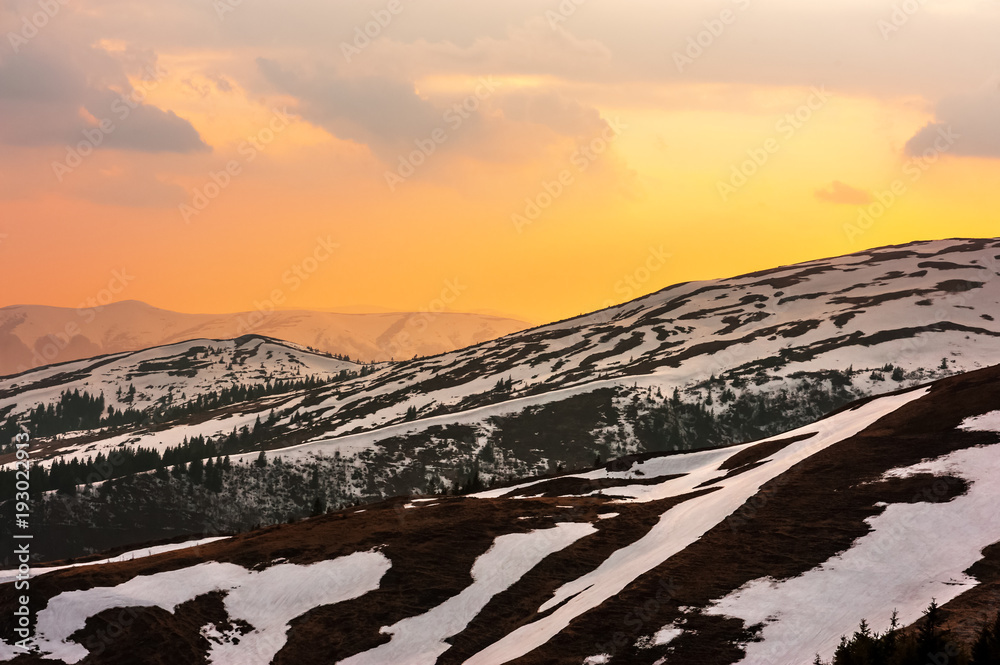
[260,236,1000,442]
[0,335,363,421]
[4,364,1000,664]
[0,301,530,376]
[3,238,1000,561]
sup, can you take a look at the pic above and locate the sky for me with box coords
[1,0,998,324]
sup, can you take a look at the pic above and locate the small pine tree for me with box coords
[189,457,204,484]
[918,599,945,655]
[883,609,899,655]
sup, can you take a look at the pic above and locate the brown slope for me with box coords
[496,365,1000,664]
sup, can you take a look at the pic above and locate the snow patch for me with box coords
[706,441,1000,664]
[207,552,390,664]
[4,552,389,664]
[636,624,683,649]
[959,410,1000,434]
[340,523,596,665]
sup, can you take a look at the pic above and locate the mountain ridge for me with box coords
[0,302,530,377]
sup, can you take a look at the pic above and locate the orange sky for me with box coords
[2,0,999,324]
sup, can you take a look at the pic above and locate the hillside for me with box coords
[0,335,364,419]
[3,364,1000,664]
[2,238,1000,559]
[0,302,530,376]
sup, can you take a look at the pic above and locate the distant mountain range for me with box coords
[0,300,530,377]
[4,363,1000,664]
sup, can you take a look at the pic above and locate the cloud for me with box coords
[211,75,233,93]
[256,55,613,168]
[905,86,1000,159]
[84,89,210,154]
[257,58,444,159]
[404,16,614,81]
[815,181,872,205]
[251,9,617,147]
[495,89,608,138]
[10,0,998,106]
[324,2,995,100]
[0,34,208,153]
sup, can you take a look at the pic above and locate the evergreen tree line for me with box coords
[295,347,380,372]
[0,411,284,495]
[25,390,112,437]
[0,408,23,446]
[493,377,514,393]
[151,375,332,424]
[631,375,863,454]
[1,374,337,445]
[160,454,231,493]
[817,601,1000,665]
[455,458,485,494]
